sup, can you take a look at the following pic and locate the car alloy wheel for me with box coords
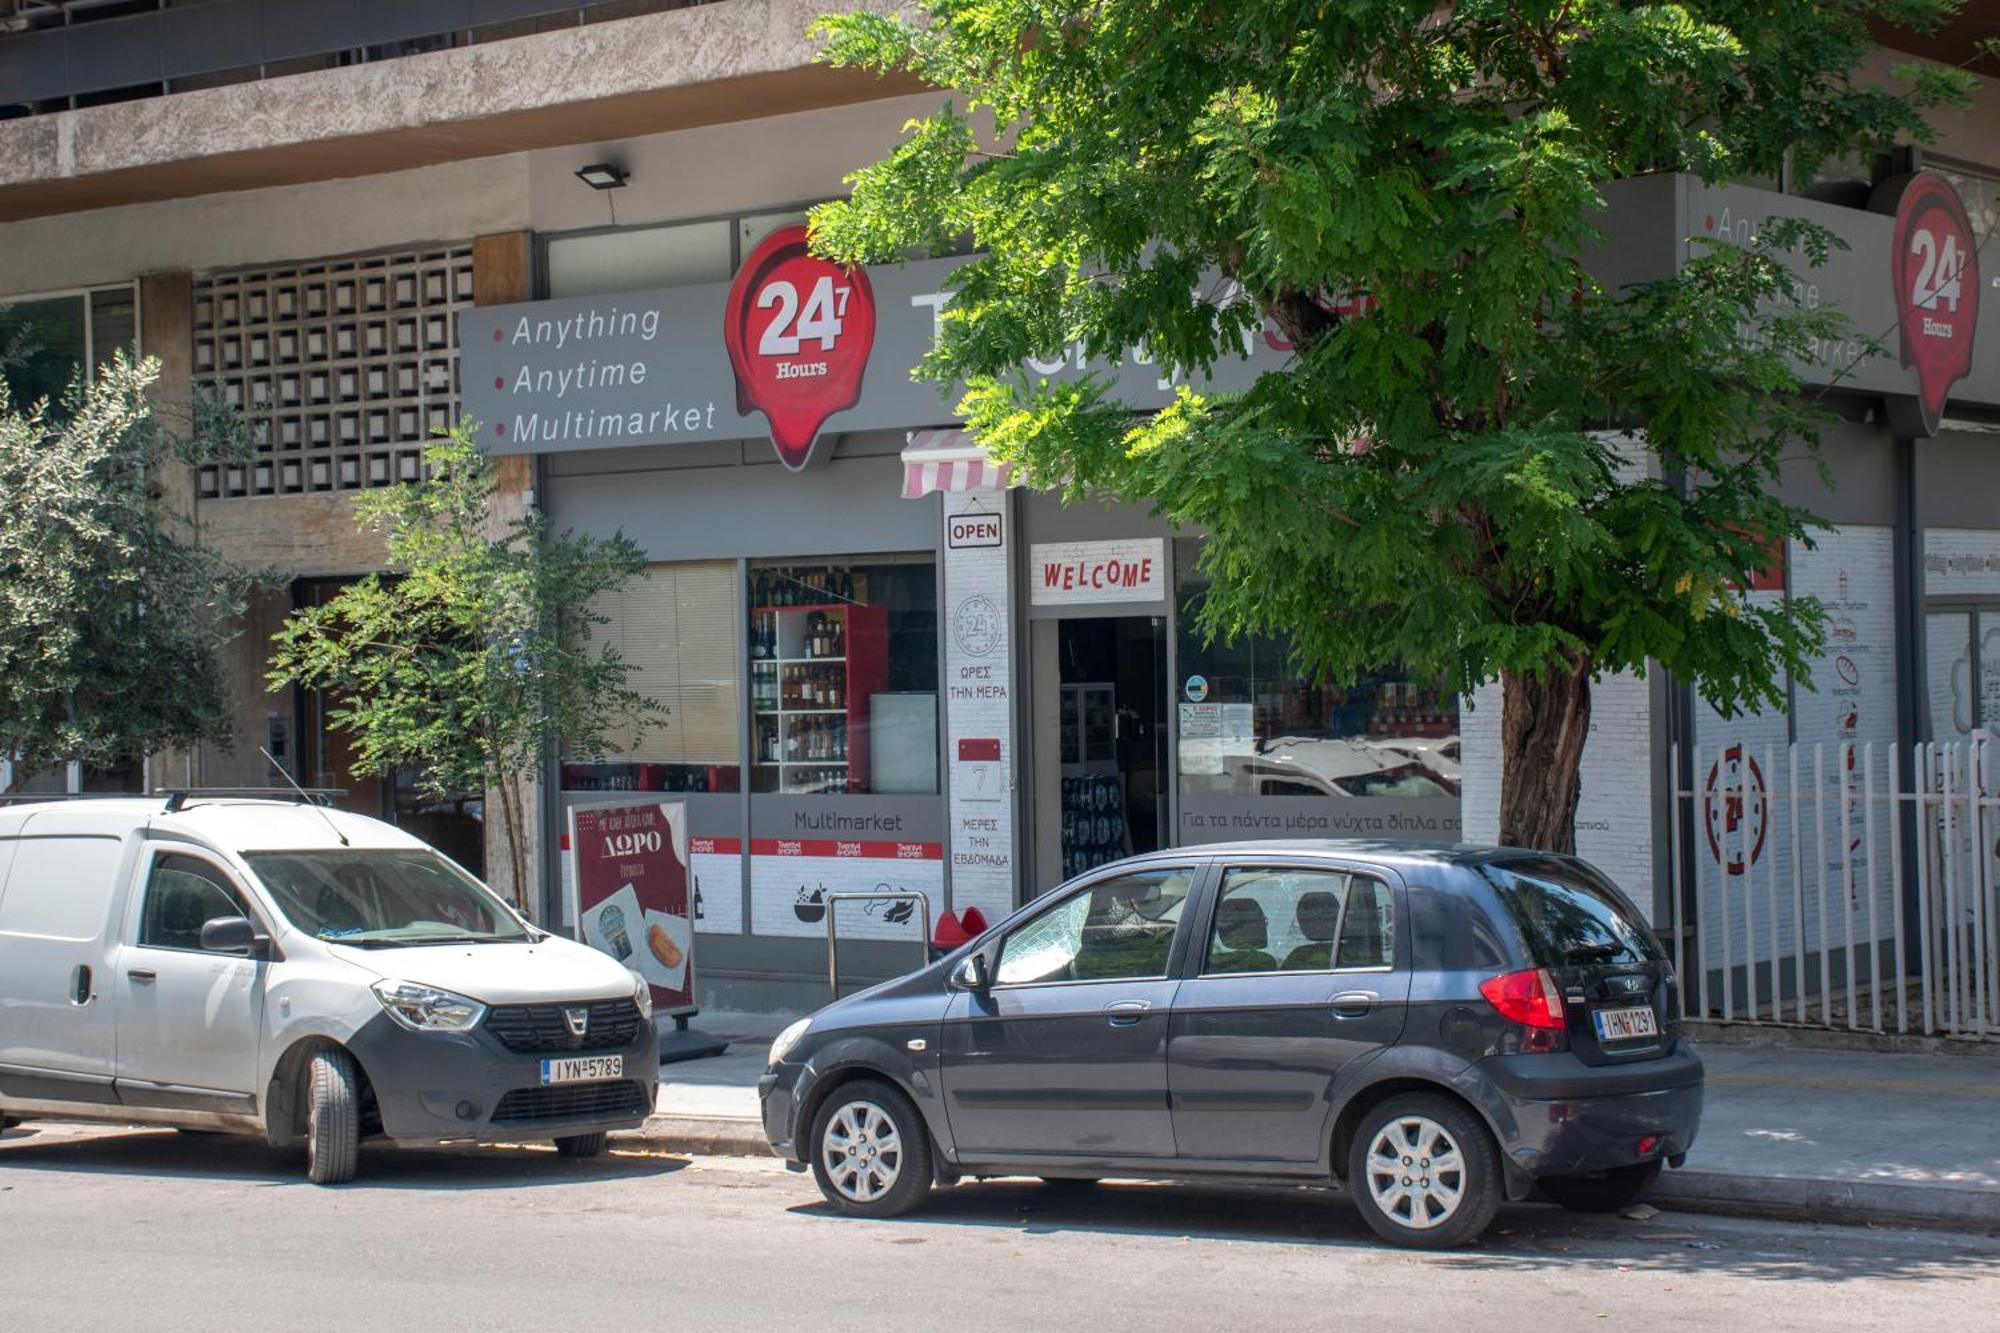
[820,1099,903,1205]
[1364,1114,1465,1231]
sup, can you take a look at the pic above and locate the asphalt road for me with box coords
[3,1123,1996,1332]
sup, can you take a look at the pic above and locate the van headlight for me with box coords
[372,980,486,1033]
[769,1018,811,1068]
[632,972,654,1021]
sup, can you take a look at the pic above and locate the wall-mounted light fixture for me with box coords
[573,163,629,191]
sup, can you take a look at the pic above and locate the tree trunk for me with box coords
[1497,655,1593,853]
[494,772,533,922]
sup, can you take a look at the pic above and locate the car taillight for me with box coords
[1480,968,1567,1030]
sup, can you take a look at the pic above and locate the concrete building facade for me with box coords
[1,0,1995,1014]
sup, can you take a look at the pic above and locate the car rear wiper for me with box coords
[1562,942,1630,962]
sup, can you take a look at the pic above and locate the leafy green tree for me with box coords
[269,422,661,912]
[809,0,1976,850]
[0,353,253,792]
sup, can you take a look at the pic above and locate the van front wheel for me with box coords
[304,1047,361,1185]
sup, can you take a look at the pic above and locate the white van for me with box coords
[0,796,658,1183]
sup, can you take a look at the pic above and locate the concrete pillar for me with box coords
[471,231,544,911]
[137,270,205,795]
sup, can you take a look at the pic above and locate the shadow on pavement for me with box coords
[790,1177,2000,1284]
[0,1124,686,1190]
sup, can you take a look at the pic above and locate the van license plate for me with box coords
[1593,1006,1660,1041]
[540,1055,623,1085]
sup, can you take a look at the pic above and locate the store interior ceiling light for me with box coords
[574,163,630,191]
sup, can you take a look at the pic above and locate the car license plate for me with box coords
[540,1055,623,1085]
[1593,1005,1660,1042]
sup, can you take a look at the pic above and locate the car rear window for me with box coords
[1477,857,1661,967]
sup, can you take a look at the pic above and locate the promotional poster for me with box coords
[569,800,696,1016]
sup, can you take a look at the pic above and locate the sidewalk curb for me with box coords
[1653,1168,2000,1234]
[616,1115,774,1159]
[617,1117,2000,1234]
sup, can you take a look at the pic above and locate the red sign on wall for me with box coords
[569,801,694,1016]
[1881,172,1981,437]
[723,224,877,470]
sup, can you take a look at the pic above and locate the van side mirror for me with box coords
[953,952,991,993]
[199,915,260,954]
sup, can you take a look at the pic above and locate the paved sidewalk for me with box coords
[625,1016,2000,1232]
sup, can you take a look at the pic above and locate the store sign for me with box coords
[462,258,1293,465]
[945,498,1017,928]
[1659,177,1999,434]
[723,226,878,470]
[568,801,695,1015]
[1029,538,1167,605]
[1882,173,1981,437]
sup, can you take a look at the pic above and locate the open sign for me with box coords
[948,511,1003,549]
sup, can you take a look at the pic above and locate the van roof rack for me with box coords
[158,787,348,812]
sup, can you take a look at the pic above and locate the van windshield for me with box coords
[243,849,530,947]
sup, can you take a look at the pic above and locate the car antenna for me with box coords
[262,747,349,847]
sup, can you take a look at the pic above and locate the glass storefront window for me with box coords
[563,561,743,794]
[1173,538,1460,801]
[748,556,939,795]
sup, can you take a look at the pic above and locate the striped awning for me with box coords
[901,428,1017,499]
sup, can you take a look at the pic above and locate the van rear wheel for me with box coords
[304,1046,361,1185]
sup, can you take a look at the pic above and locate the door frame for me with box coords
[1025,609,1180,894]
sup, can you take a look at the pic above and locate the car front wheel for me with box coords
[1539,1159,1663,1214]
[809,1080,933,1219]
[554,1132,610,1159]
[1347,1093,1501,1249]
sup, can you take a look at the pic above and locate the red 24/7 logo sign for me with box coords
[1884,172,1981,437]
[723,225,877,470]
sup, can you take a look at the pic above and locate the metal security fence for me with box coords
[1668,735,1999,1038]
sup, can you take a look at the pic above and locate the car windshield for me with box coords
[243,849,529,947]
[1478,857,1661,967]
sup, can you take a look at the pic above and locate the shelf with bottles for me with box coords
[743,579,889,796]
[753,713,852,767]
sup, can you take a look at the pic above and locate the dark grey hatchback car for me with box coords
[759,841,1703,1248]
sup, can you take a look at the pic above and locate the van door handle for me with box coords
[1331,990,1378,1017]
[70,964,93,1005]
[127,968,157,983]
[1105,999,1151,1027]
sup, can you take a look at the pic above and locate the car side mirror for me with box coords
[953,951,991,993]
[199,915,261,954]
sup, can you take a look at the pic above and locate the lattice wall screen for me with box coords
[194,246,476,498]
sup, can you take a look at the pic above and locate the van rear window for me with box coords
[1477,857,1661,967]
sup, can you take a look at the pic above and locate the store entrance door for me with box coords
[1033,617,1169,889]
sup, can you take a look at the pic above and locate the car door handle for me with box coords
[1331,990,1378,1017]
[1105,1000,1151,1027]
[70,964,93,1005]
[127,968,157,983]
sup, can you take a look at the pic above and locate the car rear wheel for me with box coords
[1539,1159,1663,1214]
[1347,1093,1500,1249]
[304,1046,361,1186]
[809,1080,933,1219]
[554,1132,610,1159]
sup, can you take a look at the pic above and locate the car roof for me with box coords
[0,797,424,853]
[1117,839,1526,872]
